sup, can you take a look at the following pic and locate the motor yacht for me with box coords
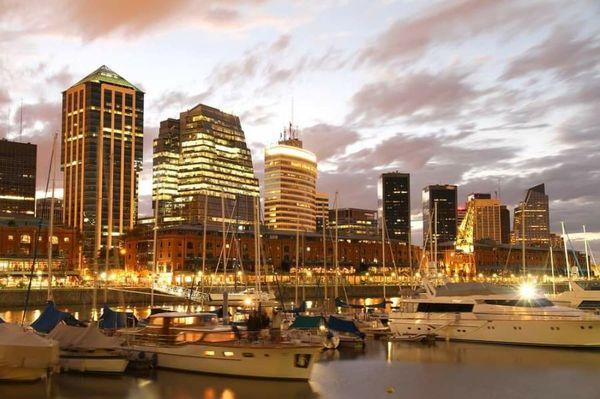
[208,288,276,305]
[283,315,340,349]
[122,312,321,380]
[548,280,600,310]
[388,282,600,347]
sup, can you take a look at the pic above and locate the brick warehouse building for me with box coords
[123,225,421,275]
[0,216,80,278]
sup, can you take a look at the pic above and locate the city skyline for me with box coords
[0,1,598,250]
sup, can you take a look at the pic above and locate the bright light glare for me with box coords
[518,282,536,299]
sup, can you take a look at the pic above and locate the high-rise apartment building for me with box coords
[315,192,329,232]
[378,172,410,242]
[153,104,259,227]
[422,184,457,245]
[264,124,317,232]
[0,140,36,216]
[500,205,510,244]
[330,208,378,236]
[36,197,63,224]
[513,183,550,247]
[61,65,144,261]
[456,193,503,253]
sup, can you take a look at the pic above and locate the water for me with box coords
[2,305,600,398]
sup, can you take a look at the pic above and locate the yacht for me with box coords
[208,288,276,305]
[388,282,600,347]
[549,281,600,310]
[122,312,321,380]
[0,322,59,381]
[283,315,340,349]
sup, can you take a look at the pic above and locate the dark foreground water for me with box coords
[1,339,599,399]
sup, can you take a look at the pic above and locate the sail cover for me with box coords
[98,304,137,329]
[47,323,123,350]
[327,316,365,338]
[0,323,59,369]
[290,315,324,330]
[31,301,84,333]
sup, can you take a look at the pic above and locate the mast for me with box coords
[295,215,300,305]
[561,222,571,285]
[549,244,556,295]
[201,194,208,299]
[221,195,227,292]
[583,225,591,280]
[407,216,413,282]
[434,201,438,269]
[381,212,386,299]
[521,201,526,275]
[47,132,58,301]
[322,206,328,306]
[151,196,158,307]
[255,196,262,293]
[334,191,339,299]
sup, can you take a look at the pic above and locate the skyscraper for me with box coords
[378,172,411,242]
[456,193,503,253]
[153,104,259,227]
[513,183,550,247]
[264,124,317,232]
[36,197,63,224]
[330,208,378,236]
[0,139,36,216]
[422,184,457,245]
[61,65,144,261]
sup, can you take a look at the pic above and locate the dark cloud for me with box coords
[503,27,600,80]
[358,0,558,66]
[348,71,480,126]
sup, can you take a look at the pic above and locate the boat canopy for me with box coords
[99,304,137,329]
[327,316,365,339]
[47,323,123,350]
[31,301,84,333]
[290,315,325,329]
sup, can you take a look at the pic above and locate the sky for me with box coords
[0,0,599,253]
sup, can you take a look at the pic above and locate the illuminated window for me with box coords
[8,235,13,241]
[64,237,70,243]
[20,235,31,244]
[51,236,59,245]
[223,351,234,357]
[204,350,215,356]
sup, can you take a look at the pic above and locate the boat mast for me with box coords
[381,212,386,300]
[151,196,158,307]
[295,215,300,305]
[549,243,556,295]
[255,196,262,294]
[334,191,339,299]
[434,200,438,271]
[521,200,526,275]
[583,225,591,280]
[221,195,227,292]
[201,194,208,300]
[322,206,328,307]
[561,221,571,288]
[47,132,58,302]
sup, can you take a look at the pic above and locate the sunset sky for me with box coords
[0,0,598,250]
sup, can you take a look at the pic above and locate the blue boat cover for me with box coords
[290,315,324,329]
[292,301,307,314]
[327,315,365,339]
[98,304,137,329]
[31,301,83,333]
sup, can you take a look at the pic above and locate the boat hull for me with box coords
[132,343,320,380]
[389,314,600,347]
[0,366,49,382]
[59,350,128,373]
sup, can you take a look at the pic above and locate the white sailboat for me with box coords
[0,323,59,381]
[389,281,600,347]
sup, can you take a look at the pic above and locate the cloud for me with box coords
[358,0,557,66]
[348,71,480,126]
[502,27,600,80]
[300,124,359,162]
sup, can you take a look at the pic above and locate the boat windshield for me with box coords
[483,298,554,308]
[148,315,218,327]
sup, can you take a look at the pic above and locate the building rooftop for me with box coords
[72,65,142,92]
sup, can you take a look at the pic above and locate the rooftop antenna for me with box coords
[19,99,23,141]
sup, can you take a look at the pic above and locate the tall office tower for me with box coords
[422,184,457,245]
[378,172,411,242]
[0,140,36,216]
[456,193,503,253]
[152,118,180,224]
[330,208,378,236]
[155,104,260,227]
[264,124,317,232]
[61,65,144,261]
[36,197,64,224]
[315,192,329,232]
[513,183,550,247]
[500,205,510,244]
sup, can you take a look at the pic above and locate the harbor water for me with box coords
[1,305,599,399]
